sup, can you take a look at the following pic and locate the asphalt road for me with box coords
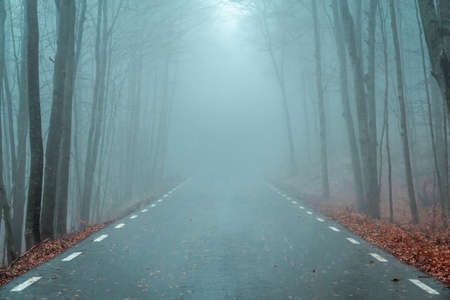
[0,177,448,299]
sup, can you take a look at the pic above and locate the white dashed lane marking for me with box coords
[130,215,138,219]
[291,200,298,205]
[299,206,304,209]
[346,237,360,245]
[316,217,324,222]
[151,204,157,208]
[94,234,108,242]
[62,252,82,262]
[115,223,125,229]
[157,199,163,203]
[306,211,313,215]
[141,209,148,213]
[163,194,169,198]
[369,253,388,262]
[409,279,440,295]
[328,226,340,232]
[11,277,42,292]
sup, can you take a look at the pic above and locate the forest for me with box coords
[0,0,449,294]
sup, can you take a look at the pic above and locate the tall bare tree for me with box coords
[24,0,43,248]
[311,0,329,199]
[389,0,419,224]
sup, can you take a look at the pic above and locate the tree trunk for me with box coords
[25,0,43,249]
[81,0,108,224]
[0,0,17,262]
[414,0,447,224]
[311,0,329,199]
[339,0,371,215]
[11,0,29,253]
[366,0,380,218]
[331,1,364,209]
[55,0,76,236]
[41,0,76,239]
[378,4,393,222]
[417,0,450,118]
[389,0,419,224]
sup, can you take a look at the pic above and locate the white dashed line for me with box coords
[130,215,138,219]
[157,199,163,203]
[151,204,156,208]
[299,206,304,209]
[11,277,42,292]
[306,211,313,215]
[115,223,125,229]
[409,279,439,295]
[141,209,148,213]
[291,200,298,205]
[286,197,292,200]
[369,253,388,262]
[346,237,360,245]
[62,252,82,262]
[316,217,324,222]
[163,194,169,198]
[328,226,340,232]
[94,234,108,242]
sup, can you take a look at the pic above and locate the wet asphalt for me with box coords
[0,177,448,299]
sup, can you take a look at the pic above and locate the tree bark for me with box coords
[331,0,364,210]
[366,0,380,218]
[81,0,109,224]
[339,0,372,215]
[311,0,329,199]
[417,0,450,117]
[55,0,76,236]
[41,0,76,239]
[389,0,419,224]
[11,0,29,253]
[24,0,43,248]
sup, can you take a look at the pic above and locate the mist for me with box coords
[0,0,449,298]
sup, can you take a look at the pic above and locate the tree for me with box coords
[42,0,76,239]
[417,0,450,118]
[24,0,43,248]
[389,0,419,224]
[311,0,329,199]
[0,0,17,262]
[331,0,365,210]
[339,0,376,217]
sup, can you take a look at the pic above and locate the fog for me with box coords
[0,0,449,297]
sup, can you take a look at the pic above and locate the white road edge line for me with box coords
[11,276,42,292]
[369,253,388,262]
[130,215,138,219]
[346,237,360,245]
[328,226,340,232]
[316,217,324,222]
[94,234,108,242]
[409,279,440,295]
[62,252,82,262]
[115,223,125,229]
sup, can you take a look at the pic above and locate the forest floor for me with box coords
[0,223,107,286]
[277,174,450,287]
[0,179,181,287]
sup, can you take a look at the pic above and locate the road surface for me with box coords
[1,178,448,299]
